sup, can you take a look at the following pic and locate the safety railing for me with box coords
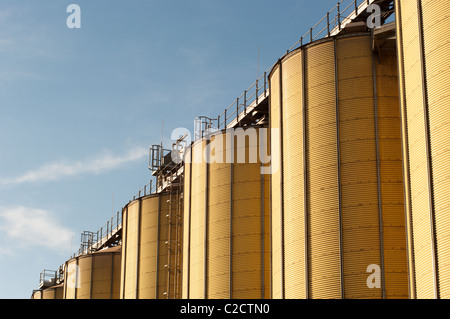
[131,177,158,201]
[39,269,57,288]
[195,0,378,140]
[96,210,122,247]
[66,139,188,260]
[70,210,122,258]
[286,0,374,52]
[216,70,269,133]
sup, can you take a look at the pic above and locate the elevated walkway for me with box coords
[194,0,395,139]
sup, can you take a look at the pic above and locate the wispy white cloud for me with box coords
[0,146,148,185]
[0,206,73,254]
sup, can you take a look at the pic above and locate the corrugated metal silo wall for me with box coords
[42,285,64,299]
[120,192,182,299]
[269,31,408,299]
[396,0,450,299]
[270,65,283,299]
[182,128,270,299]
[189,139,207,298]
[31,290,42,299]
[182,146,192,299]
[63,247,121,299]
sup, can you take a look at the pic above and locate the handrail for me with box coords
[69,210,123,259]
[132,177,158,200]
[196,0,378,139]
[67,175,161,260]
[39,269,57,287]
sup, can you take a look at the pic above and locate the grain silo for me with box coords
[120,191,183,299]
[395,0,450,299]
[31,269,64,299]
[31,290,42,300]
[41,284,64,299]
[63,246,121,299]
[31,284,64,300]
[269,27,409,299]
[182,126,270,299]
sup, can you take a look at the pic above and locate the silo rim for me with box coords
[267,31,372,80]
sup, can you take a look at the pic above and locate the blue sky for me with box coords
[0,0,341,299]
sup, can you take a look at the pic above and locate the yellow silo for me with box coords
[182,126,270,299]
[31,290,42,300]
[42,284,64,299]
[63,246,121,299]
[395,0,450,299]
[270,29,408,299]
[120,191,183,299]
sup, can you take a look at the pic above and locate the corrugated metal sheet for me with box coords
[77,256,92,299]
[64,247,121,299]
[91,253,121,299]
[122,201,139,298]
[65,259,76,299]
[138,196,160,299]
[376,46,409,299]
[36,284,64,300]
[182,146,192,299]
[281,51,307,299]
[337,35,381,299]
[264,163,271,299]
[119,207,128,297]
[32,290,42,299]
[120,192,181,299]
[421,0,450,299]
[208,133,231,298]
[269,65,283,299]
[184,128,268,299]
[270,32,408,299]
[305,39,341,299]
[233,154,262,299]
[398,0,436,299]
[189,140,207,298]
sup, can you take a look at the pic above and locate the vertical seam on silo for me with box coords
[122,207,128,299]
[302,47,309,300]
[417,0,439,299]
[136,199,142,299]
[90,255,94,299]
[205,139,209,299]
[74,257,79,299]
[395,0,416,299]
[372,29,386,299]
[230,133,234,299]
[177,179,182,298]
[187,144,193,299]
[268,72,273,300]
[110,253,114,299]
[334,37,345,299]
[63,264,67,299]
[278,59,285,299]
[261,137,265,299]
